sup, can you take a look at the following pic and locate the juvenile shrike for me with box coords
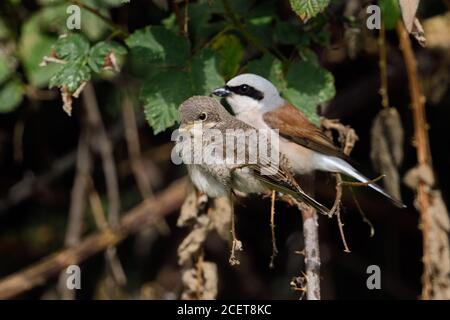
[177,96,331,215]
[213,73,405,208]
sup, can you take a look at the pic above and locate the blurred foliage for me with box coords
[0,0,340,132]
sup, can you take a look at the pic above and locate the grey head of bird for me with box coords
[212,73,285,114]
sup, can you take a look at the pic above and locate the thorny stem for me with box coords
[349,186,375,237]
[301,204,321,300]
[378,23,390,109]
[269,190,278,268]
[340,174,385,187]
[228,200,242,266]
[332,174,351,253]
[397,22,432,300]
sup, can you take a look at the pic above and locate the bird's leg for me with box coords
[228,198,242,266]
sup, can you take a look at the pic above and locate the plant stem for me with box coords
[396,22,432,300]
[69,0,129,38]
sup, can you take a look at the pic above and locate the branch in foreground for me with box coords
[0,178,187,300]
[397,22,450,300]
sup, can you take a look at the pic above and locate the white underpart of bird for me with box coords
[212,73,406,208]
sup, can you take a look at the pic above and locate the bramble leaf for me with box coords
[290,0,331,22]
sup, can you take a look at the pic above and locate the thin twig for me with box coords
[229,201,242,266]
[378,23,390,109]
[57,126,92,299]
[122,92,170,236]
[83,83,121,228]
[397,22,432,300]
[269,190,278,268]
[82,83,125,286]
[331,173,351,253]
[87,181,127,286]
[0,178,187,300]
[340,174,385,187]
[336,205,351,253]
[121,93,153,199]
[349,187,375,237]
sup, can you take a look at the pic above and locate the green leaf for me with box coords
[283,61,335,126]
[141,71,192,134]
[126,26,190,68]
[211,35,244,80]
[49,59,91,92]
[54,33,90,60]
[18,14,60,87]
[379,0,401,30]
[190,49,224,95]
[187,2,217,46]
[35,1,109,41]
[290,0,331,22]
[88,41,127,73]
[0,54,12,85]
[298,47,320,66]
[274,20,302,45]
[247,54,286,91]
[0,79,23,113]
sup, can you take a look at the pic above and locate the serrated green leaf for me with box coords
[211,35,244,80]
[0,79,23,113]
[49,59,91,92]
[126,26,190,68]
[88,41,127,73]
[290,0,331,22]
[141,71,192,134]
[283,61,335,126]
[54,33,90,60]
[379,0,401,30]
[190,49,224,95]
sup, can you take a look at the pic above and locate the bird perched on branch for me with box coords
[213,73,406,208]
[176,95,330,215]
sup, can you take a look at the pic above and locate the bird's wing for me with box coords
[243,160,330,216]
[263,103,350,160]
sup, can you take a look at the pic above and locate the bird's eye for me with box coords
[239,85,249,93]
[197,112,207,121]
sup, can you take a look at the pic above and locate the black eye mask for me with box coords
[225,84,264,101]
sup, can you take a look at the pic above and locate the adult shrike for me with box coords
[212,73,405,208]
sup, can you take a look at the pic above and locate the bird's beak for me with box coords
[212,87,231,97]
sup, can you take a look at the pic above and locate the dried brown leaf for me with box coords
[423,12,450,49]
[370,108,404,199]
[403,163,435,189]
[210,196,232,241]
[177,215,212,266]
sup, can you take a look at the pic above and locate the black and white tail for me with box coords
[321,156,406,208]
